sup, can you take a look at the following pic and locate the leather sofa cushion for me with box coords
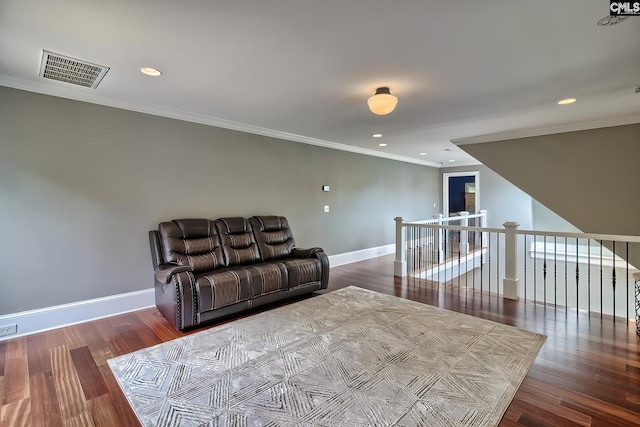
[195,262,287,311]
[158,219,225,272]
[215,217,261,266]
[244,262,289,295]
[282,258,322,288]
[250,216,295,260]
[195,269,250,310]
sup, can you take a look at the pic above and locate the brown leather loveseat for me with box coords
[149,215,329,330]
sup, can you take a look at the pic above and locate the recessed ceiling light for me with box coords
[372,133,382,138]
[378,143,387,147]
[448,159,455,162]
[140,67,162,77]
[419,152,427,156]
[557,98,576,105]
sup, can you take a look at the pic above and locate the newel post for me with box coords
[503,221,519,300]
[394,217,407,277]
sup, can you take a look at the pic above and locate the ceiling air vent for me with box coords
[39,50,109,89]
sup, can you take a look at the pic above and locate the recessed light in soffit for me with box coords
[140,67,162,77]
[557,98,576,105]
[39,50,110,89]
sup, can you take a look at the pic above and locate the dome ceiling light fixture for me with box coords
[367,87,398,115]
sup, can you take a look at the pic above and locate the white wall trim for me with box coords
[328,243,395,267]
[0,77,440,168]
[451,114,640,146]
[0,245,394,341]
[0,289,155,341]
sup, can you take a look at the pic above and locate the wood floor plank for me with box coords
[26,334,53,378]
[60,325,87,351]
[513,382,591,426]
[74,320,112,347]
[49,345,91,424]
[134,309,185,343]
[97,363,141,427]
[0,254,638,426]
[560,394,640,427]
[87,393,126,427]
[627,391,640,405]
[528,364,640,413]
[109,324,149,356]
[2,339,29,405]
[69,346,108,401]
[85,339,116,369]
[0,397,30,427]
[28,372,63,427]
[0,341,6,376]
[510,398,586,427]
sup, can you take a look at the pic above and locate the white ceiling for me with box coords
[1,0,639,167]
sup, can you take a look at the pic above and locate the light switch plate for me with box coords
[324,205,330,213]
[322,185,330,192]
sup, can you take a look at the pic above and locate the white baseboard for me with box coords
[0,245,394,341]
[0,289,155,341]
[328,243,395,267]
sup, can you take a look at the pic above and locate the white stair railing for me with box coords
[395,216,640,323]
[394,211,487,277]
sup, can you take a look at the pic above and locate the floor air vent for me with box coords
[39,50,109,89]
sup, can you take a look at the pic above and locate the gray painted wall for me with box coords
[440,164,533,230]
[531,200,580,233]
[460,124,640,236]
[441,166,594,234]
[460,123,640,268]
[0,86,440,314]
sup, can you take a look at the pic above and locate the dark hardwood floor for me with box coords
[1,254,639,426]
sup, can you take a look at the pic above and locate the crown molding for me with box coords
[0,77,441,168]
[451,114,640,146]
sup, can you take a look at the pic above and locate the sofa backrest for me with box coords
[158,218,225,273]
[215,217,261,266]
[249,216,295,261]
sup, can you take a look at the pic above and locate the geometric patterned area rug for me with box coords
[108,286,546,426]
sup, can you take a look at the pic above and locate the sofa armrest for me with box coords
[155,264,192,284]
[149,230,163,270]
[292,247,330,290]
[291,247,324,258]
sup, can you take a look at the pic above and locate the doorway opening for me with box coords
[442,171,479,215]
